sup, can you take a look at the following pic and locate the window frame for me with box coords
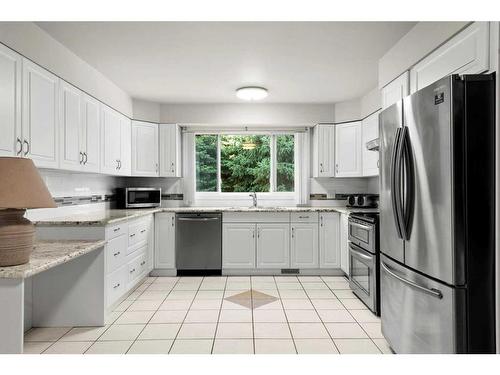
[194,132,295,195]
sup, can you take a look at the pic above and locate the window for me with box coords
[195,133,295,193]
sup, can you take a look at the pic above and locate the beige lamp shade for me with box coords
[0,157,56,209]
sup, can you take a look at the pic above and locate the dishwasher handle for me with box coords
[177,217,220,222]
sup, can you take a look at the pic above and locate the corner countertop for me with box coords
[0,240,106,279]
[32,206,379,227]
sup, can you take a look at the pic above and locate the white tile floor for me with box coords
[23,275,392,354]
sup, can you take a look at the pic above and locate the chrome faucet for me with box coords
[249,192,258,208]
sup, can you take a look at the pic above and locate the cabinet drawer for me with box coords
[290,212,319,223]
[223,212,290,223]
[128,218,150,249]
[127,252,146,285]
[106,222,128,240]
[106,234,127,273]
[106,265,127,307]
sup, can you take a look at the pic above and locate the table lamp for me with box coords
[0,157,56,266]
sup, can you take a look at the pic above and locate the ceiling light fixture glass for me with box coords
[236,86,268,101]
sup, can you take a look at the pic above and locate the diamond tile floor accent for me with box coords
[23,275,392,354]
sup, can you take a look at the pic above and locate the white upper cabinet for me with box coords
[159,124,182,177]
[335,121,362,177]
[319,212,340,268]
[22,59,59,168]
[59,81,82,171]
[132,120,159,177]
[0,44,22,157]
[362,111,380,177]
[80,93,101,173]
[410,22,489,93]
[119,115,131,176]
[256,223,290,269]
[381,71,409,109]
[290,223,319,268]
[312,124,335,177]
[100,105,122,175]
[222,223,256,269]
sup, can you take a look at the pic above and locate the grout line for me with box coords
[210,276,228,354]
[250,277,255,355]
[322,275,382,354]
[123,275,180,354]
[299,276,341,354]
[273,275,298,354]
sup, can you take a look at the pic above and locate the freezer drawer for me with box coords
[380,255,466,354]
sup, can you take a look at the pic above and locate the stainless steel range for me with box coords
[348,212,380,315]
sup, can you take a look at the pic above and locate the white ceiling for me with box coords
[37,22,415,104]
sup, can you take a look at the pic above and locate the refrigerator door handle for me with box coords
[401,127,415,240]
[391,128,404,239]
[381,261,443,299]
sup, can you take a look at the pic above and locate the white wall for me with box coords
[333,99,361,123]
[132,99,161,123]
[361,87,382,118]
[0,22,133,117]
[160,103,335,125]
[378,21,470,88]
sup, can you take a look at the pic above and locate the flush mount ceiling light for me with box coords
[236,86,268,101]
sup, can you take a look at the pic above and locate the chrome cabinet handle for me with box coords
[171,216,174,227]
[130,268,136,273]
[130,233,136,238]
[113,251,121,257]
[257,228,260,238]
[335,164,339,174]
[291,227,295,238]
[23,140,29,156]
[140,261,146,266]
[320,216,323,227]
[140,229,146,233]
[252,229,255,238]
[171,162,174,173]
[298,216,309,219]
[113,227,120,232]
[113,283,120,289]
[16,138,23,155]
[381,262,443,299]
[155,163,158,173]
[79,152,83,164]
[319,163,323,173]
[116,159,119,170]
[118,160,122,169]
[84,152,88,165]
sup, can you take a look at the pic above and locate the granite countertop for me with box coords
[0,240,106,279]
[32,206,379,226]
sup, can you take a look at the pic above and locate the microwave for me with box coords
[116,188,161,208]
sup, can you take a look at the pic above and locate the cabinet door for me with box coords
[339,213,349,275]
[132,120,159,177]
[59,81,82,171]
[256,223,290,269]
[159,124,182,177]
[290,223,319,268]
[119,115,131,176]
[100,105,121,175]
[222,223,256,269]
[0,44,22,157]
[410,22,489,93]
[81,93,100,173]
[154,213,176,269]
[335,121,362,177]
[312,124,335,177]
[362,111,380,177]
[381,71,409,109]
[22,59,59,168]
[319,212,340,268]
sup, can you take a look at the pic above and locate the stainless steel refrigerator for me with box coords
[379,74,496,354]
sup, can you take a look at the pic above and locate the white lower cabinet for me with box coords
[319,212,341,268]
[222,223,256,268]
[339,213,350,275]
[154,212,176,269]
[106,265,127,307]
[290,223,318,268]
[256,223,290,269]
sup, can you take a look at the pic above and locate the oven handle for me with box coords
[177,217,220,222]
[381,261,443,299]
[349,243,374,262]
[349,221,372,231]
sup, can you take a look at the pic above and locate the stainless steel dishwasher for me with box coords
[175,212,222,275]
